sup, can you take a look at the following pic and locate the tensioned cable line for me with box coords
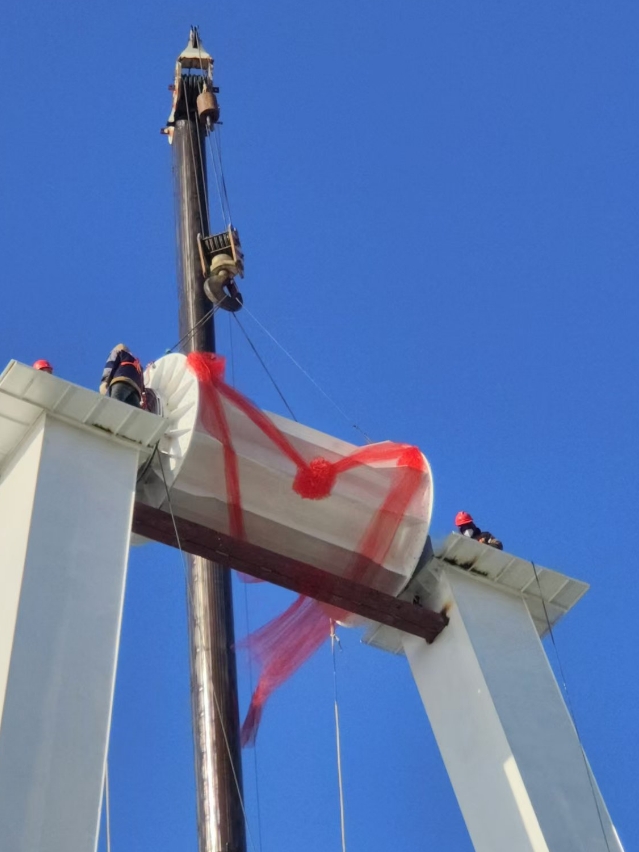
[209,129,233,226]
[228,314,264,852]
[157,452,260,852]
[166,302,220,355]
[330,622,348,852]
[192,89,219,227]
[207,130,231,227]
[242,306,372,443]
[531,561,613,852]
[232,313,298,421]
[104,760,112,852]
[228,313,236,387]
[241,583,264,852]
[194,42,231,226]
[181,78,208,237]
[167,306,214,353]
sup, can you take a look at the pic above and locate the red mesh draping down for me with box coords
[237,597,346,747]
[185,352,429,746]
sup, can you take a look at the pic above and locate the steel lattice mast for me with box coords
[164,28,247,852]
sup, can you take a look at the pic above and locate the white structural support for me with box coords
[0,362,166,852]
[369,536,621,852]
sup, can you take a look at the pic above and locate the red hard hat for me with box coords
[33,359,53,373]
[455,511,474,527]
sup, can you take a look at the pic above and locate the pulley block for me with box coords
[198,228,245,312]
[197,87,220,125]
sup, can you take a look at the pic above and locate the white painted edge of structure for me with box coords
[363,534,590,654]
[0,361,168,475]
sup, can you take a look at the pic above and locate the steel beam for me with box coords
[132,502,449,642]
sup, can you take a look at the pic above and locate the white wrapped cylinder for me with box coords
[139,354,433,596]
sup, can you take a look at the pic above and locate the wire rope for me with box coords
[229,312,236,387]
[104,760,112,852]
[330,622,348,852]
[232,314,298,420]
[157,452,259,852]
[192,27,232,223]
[227,311,263,852]
[531,561,613,852]
[183,72,210,235]
[209,129,233,225]
[207,129,230,226]
[181,77,207,237]
[243,306,372,443]
[166,296,234,356]
[241,581,264,852]
[214,129,233,222]
[192,40,231,227]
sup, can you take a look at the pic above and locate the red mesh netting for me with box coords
[237,596,346,747]
[186,352,429,746]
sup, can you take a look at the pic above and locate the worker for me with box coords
[33,359,53,374]
[99,344,144,408]
[454,511,503,550]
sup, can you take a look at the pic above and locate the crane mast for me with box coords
[164,28,247,852]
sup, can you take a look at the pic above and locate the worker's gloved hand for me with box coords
[476,532,503,550]
[99,382,108,396]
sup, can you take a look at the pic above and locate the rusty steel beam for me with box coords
[132,502,449,643]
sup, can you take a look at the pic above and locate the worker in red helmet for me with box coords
[99,344,145,408]
[33,359,53,374]
[454,511,503,550]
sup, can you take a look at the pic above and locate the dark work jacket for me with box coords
[100,344,144,396]
[460,524,504,551]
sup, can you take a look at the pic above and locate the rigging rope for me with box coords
[209,129,233,225]
[243,306,372,443]
[531,561,613,852]
[229,312,236,387]
[192,104,216,231]
[186,45,372,448]
[330,622,348,852]
[157,452,260,852]
[166,297,235,356]
[242,582,264,852]
[232,314,298,420]
[182,79,208,236]
[229,333,264,852]
[194,39,232,227]
[104,759,112,852]
[207,130,231,226]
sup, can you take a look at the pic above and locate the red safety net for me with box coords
[186,351,430,746]
[237,596,346,746]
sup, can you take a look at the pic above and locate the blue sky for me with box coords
[2,1,638,849]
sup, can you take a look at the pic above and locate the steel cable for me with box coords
[157,452,259,852]
[531,561,613,852]
[104,760,112,852]
[232,314,298,420]
[330,622,348,852]
[243,306,372,443]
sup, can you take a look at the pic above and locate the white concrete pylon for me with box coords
[402,554,622,852]
[0,362,166,852]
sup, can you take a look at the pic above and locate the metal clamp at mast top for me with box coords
[163,27,219,141]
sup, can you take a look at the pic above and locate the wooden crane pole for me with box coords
[167,28,247,852]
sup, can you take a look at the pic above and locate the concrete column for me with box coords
[0,414,139,852]
[403,567,622,852]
